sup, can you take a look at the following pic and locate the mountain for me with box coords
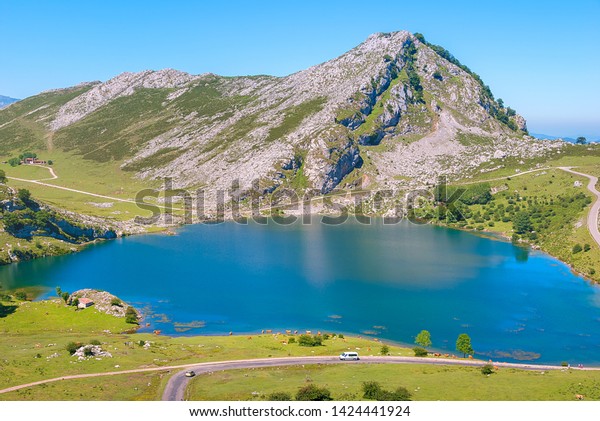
[0,31,561,200]
[0,95,19,108]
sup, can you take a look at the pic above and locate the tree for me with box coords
[47,160,53,165]
[295,384,332,401]
[497,98,504,108]
[584,243,591,252]
[576,137,587,145]
[572,244,583,254]
[415,330,432,348]
[8,157,20,167]
[456,333,474,357]
[380,345,390,355]
[61,292,70,303]
[0,169,6,184]
[512,211,532,234]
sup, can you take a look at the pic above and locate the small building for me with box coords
[78,298,94,309]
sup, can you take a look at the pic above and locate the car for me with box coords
[185,370,196,377]
[339,352,359,361]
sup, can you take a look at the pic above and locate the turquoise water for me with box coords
[1,219,599,364]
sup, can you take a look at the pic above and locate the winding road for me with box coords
[160,356,589,401]
[559,167,600,248]
[1,356,592,400]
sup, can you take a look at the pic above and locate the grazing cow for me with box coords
[247,336,252,340]
[265,329,272,334]
[306,330,311,335]
[286,330,291,335]
[575,394,584,400]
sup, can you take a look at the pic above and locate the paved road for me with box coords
[560,167,600,248]
[160,356,585,401]
[1,355,591,399]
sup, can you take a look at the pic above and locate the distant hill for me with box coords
[531,133,599,143]
[0,95,19,108]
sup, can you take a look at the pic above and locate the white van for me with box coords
[339,352,360,361]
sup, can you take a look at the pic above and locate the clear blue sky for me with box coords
[1,0,599,137]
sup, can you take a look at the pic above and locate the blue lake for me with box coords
[1,219,599,364]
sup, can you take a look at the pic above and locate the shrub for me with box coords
[288,337,296,344]
[362,381,383,400]
[71,298,79,307]
[432,71,443,81]
[413,347,428,357]
[83,347,94,357]
[584,244,591,252]
[125,307,139,324]
[17,188,31,203]
[572,244,583,254]
[362,381,411,401]
[66,342,81,355]
[481,364,494,375]
[338,334,344,339]
[110,298,123,307]
[298,334,322,347]
[380,345,390,355]
[267,391,292,401]
[14,290,27,301]
[295,384,332,401]
[90,339,101,346]
[561,361,569,367]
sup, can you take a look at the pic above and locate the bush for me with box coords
[298,334,322,347]
[413,347,428,357]
[90,339,101,346]
[362,381,383,400]
[338,334,344,339]
[66,342,81,355]
[481,364,494,375]
[288,337,296,344]
[584,244,591,252]
[71,298,79,307]
[267,391,292,401]
[17,188,31,203]
[295,384,332,401]
[110,298,123,307]
[561,361,569,367]
[83,347,94,357]
[362,381,411,401]
[572,244,583,254]
[125,307,139,324]
[14,290,27,301]
[380,345,390,355]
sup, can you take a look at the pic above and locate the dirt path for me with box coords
[459,167,555,185]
